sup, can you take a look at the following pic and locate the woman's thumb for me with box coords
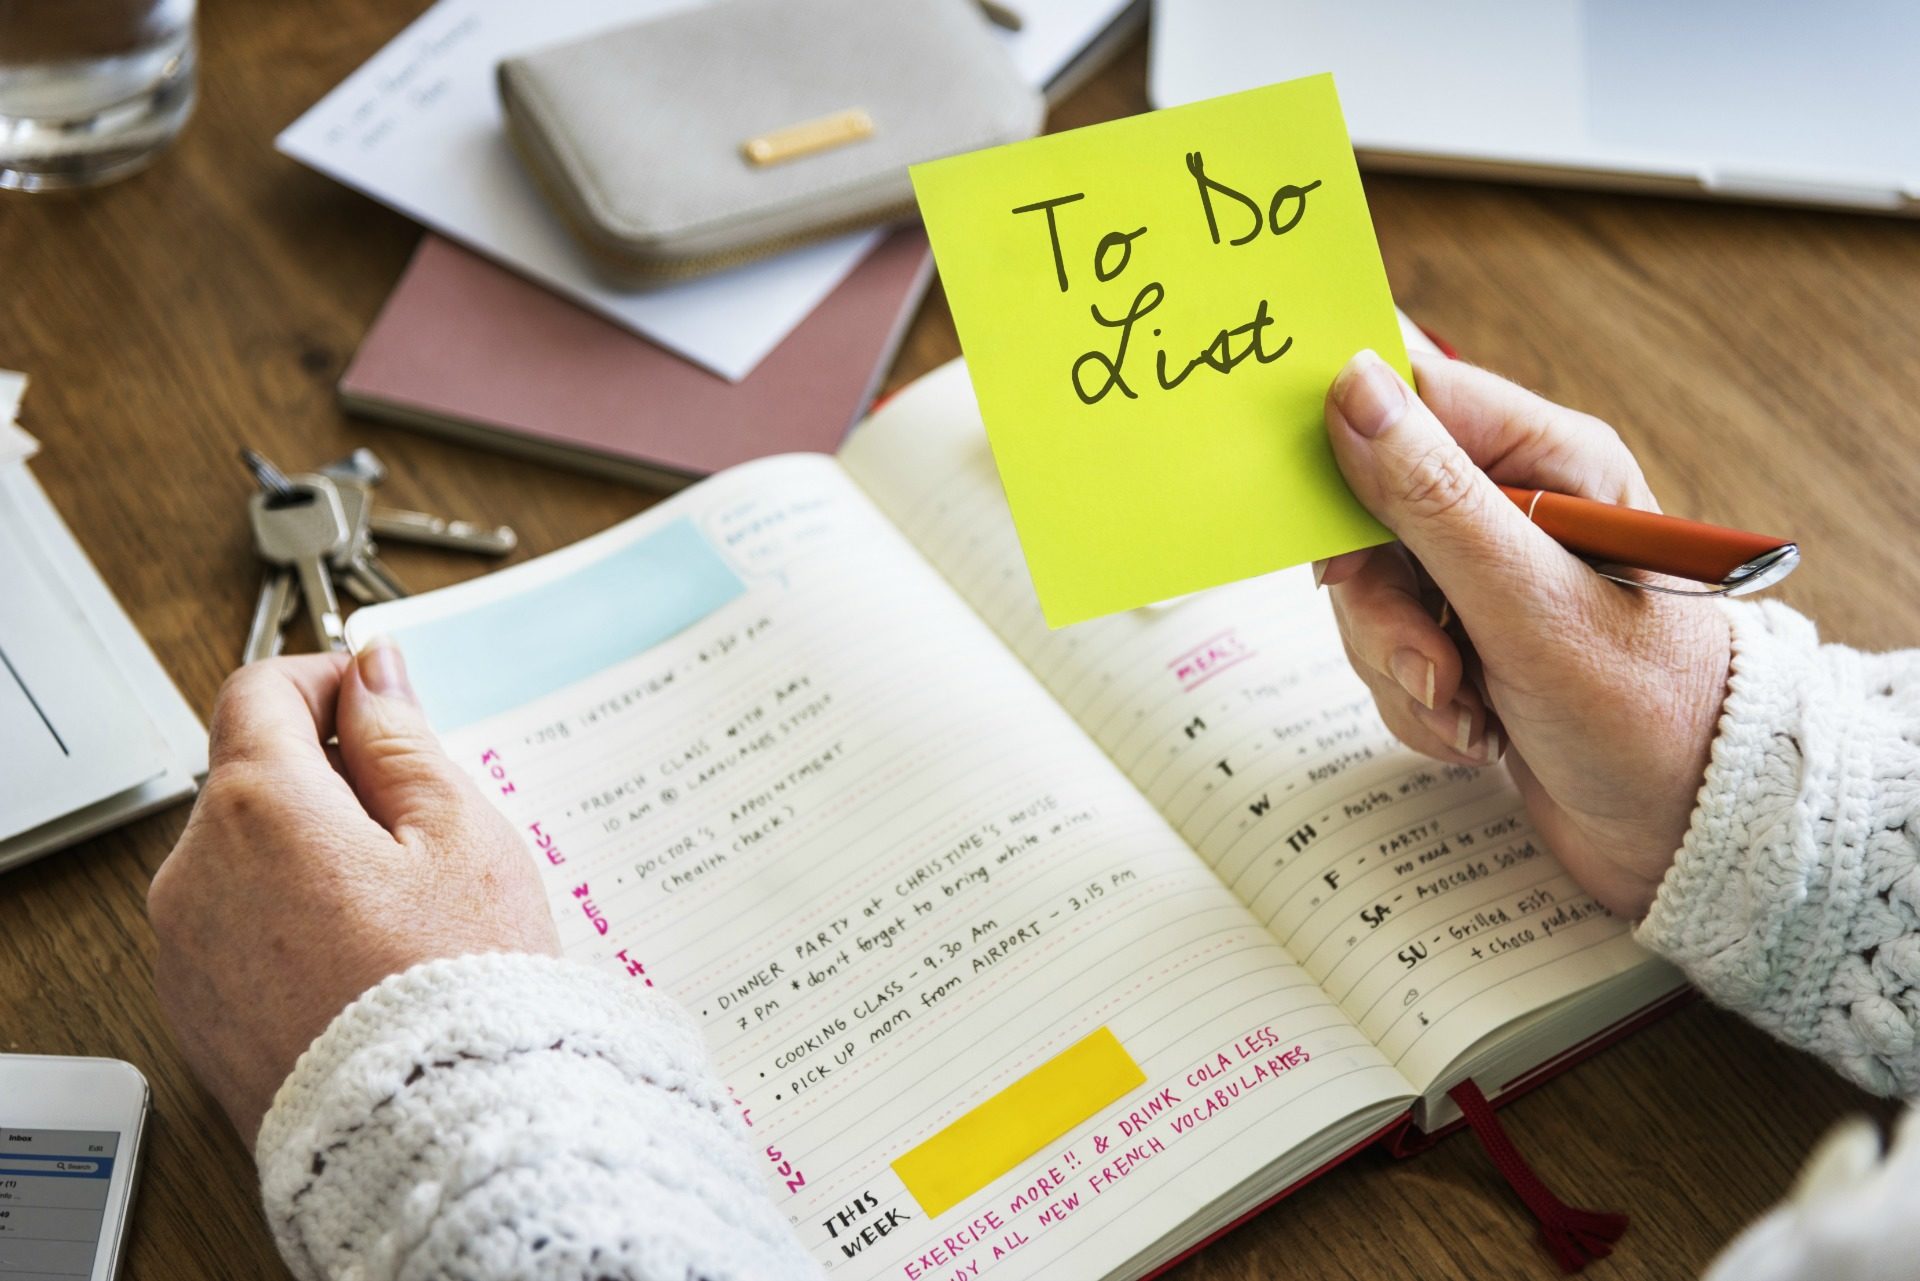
[336,636,473,840]
[1324,349,1588,631]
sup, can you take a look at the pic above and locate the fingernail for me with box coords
[356,634,416,701]
[1436,598,1452,629]
[1331,349,1409,439]
[1312,559,1328,588]
[1484,727,1502,763]
[1454,706,1474,754]
[1391,649,1436,710]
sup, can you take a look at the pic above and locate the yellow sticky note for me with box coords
[892,1026,1145,1218]
[910,74,1408,627]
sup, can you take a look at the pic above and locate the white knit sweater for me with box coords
[256,952,821,1280]
[1642,601,1920,1280]
[255,600,1920,1281]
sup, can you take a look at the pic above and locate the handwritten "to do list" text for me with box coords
[1013,159,1323,406]
[911,73,1410,627]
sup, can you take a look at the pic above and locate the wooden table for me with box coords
[3,3,1916,1277]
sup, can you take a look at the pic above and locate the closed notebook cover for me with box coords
[339,228,933,485]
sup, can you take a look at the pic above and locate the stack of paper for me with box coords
[278,0,1141,378]
[0,373,207,873]
[276,0,1143,481]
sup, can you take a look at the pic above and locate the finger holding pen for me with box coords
[1314,349,1733,918]
[1324,539,1501,765]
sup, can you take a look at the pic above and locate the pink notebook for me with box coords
[340,230,934,488]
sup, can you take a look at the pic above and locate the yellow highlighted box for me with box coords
[892,1027,1146,1217]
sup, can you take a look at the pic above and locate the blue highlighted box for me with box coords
[391,518,746,731]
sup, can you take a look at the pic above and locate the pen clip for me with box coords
[1590,543,1801,598]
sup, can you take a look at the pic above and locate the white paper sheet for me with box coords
[0,489,172,843]
[275,0,869,382]
[276,0,1137,382]
[0,371,36,465]
[0,367,206,867]
[0,467,206,867]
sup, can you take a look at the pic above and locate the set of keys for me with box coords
[242,447,517,663]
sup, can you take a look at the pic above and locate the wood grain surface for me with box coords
[2,3,1915,1277]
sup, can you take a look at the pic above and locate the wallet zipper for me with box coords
[509,118,920,285]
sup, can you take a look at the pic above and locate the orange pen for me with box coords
[1498,485,1800,596]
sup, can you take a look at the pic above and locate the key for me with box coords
[239,447,295,501]
[320,447,387,489]
[280,570,302,627]
[370,506,517,556]
[316,452,401,600]
[316,446,514,559]
[239,446,305,663]
[242,567,296,664]
[250,476,350,652]
[335,545,407,604]
[306,469,409,604]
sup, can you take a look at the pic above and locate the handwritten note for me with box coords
[910,74,1409,627]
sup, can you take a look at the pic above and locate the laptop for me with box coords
[1149,0,1920,216]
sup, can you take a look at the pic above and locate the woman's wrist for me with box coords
[1618,596,1734,917]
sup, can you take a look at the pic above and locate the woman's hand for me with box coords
[1319,350,1732,918]
[148,640,559,1146]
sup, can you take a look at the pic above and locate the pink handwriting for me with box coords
[571,882,610,934]
[764,1144,808,1194]
[527,820,565,866]
[614,948,654,987]
[1115,1087,1181,1138]
[1006,1165,1069,1214]
[1185,1024,1282,1087]
[901,1209,1011,1280]
[984,1026,1319,1255]
[1170,1043,1310,1137]
[1168,629,1254,693]
[479,748,518,797]
[1086,1136,1166,1196]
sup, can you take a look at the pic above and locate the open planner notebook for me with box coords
[345,352,1685,1279]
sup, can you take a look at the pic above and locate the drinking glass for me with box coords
[0,0,196,191]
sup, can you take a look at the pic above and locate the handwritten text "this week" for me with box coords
[1012,155,1323,407]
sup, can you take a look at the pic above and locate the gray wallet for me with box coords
[498,0,1043,284]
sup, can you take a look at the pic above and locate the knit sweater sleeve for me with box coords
[1635,600,1920,1096]
[253,952,822,1281]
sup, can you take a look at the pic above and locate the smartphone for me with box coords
[0,1056,149,1281]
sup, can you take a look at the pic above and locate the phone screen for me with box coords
[0,1126,122,1280]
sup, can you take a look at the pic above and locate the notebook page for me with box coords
[344,453,1410,1280]
[840,363,1672,1092]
